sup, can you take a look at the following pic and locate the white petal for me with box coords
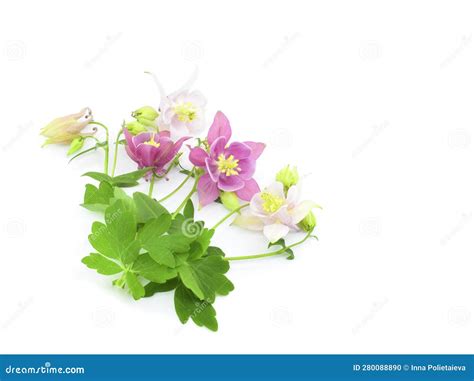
[289,200,318,224]
[265,182,285,198]
[263,223,290,243]
[232,211,264,231]
[286,183,301,206]
[250,193,267,217]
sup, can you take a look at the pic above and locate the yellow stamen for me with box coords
[261,192,284,213]
[217,153,240,176]
[174,102,197,123]
[143,133,160,148]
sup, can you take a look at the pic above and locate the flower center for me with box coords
[143,134,160,148]
[261,192,285,213]
[217,154,240,176]
[174,102,197,123]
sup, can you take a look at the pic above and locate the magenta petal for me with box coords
[207,111,232,146]
[197,174,220,207]
[154,139,175,165]
[235,178,260,201]
[158,130,171,138]
[123,128,138,156]
[136,144,159,168]
[205,157,220,182]
[243,141,266,160]
[218,174,245,192]
[236,158,256,180]
[210,136,227,158]
[189,147,209,167]
[226,142,251,159]
[132,132,153,146]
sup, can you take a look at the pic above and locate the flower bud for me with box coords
[298,211,316,232]
[220,191,240,211]
[125,121,147,135]
[67,136,85,156]
[132,106,159,121]
[40,108,93,146]
[276,165,299,189]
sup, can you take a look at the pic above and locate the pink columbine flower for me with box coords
[123,128,189,177]
[189,111,265,207]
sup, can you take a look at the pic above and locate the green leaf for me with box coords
[125,272,145,300]
[132,254,177,283]
[183,199,194,219]
[177,255,234,302]
[82,172,113,183]
[82,182,115,212]
[174,283,218,331]
[110,187,136,214]
[144,278,179,297]
[112,168,152,187]
[139,217,172,245]
[268,238,286,249]
[188,228,214,261]
[81,253,122,275]
[87,200,139,266]
[141,233,192,268]
[168,214,185,234]
[206,246,226,257]
[133,192,169,223]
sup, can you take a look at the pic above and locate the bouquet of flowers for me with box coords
[40,73,321,331]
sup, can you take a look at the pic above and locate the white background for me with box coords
[0,0,473,354]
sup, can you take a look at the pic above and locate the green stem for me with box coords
[171,174,199,218]
[157,169,194,203]
[90,121,110,175]
[211,203,249,230]
[225,232,313,261]
[148,174,156,197]
[111,130,123,177]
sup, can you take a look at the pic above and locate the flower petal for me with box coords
[210,135,227,158]
[286,183,301,206]
[289,201,319,224]
[236,158,256,180]
[232,210,264,231]
[218,174,244,192]
[207,111,231,146]
[189,147,208,167]
[205,157,220,182]
[226,142,251,160]
[265,181,285,199]
[263,223,290,243]
[235,178,260,201]
[136,144,160,168]
[243,141,266,160]
[197,174,219,207]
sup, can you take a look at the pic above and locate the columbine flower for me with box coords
[157,90,206,138]
[40,108,94,146]
[189,111,265,207]
[232,181,318,242]
[123,128,189,177]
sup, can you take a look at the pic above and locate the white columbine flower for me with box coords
[232,181,317,243]
[157,89,206,138]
